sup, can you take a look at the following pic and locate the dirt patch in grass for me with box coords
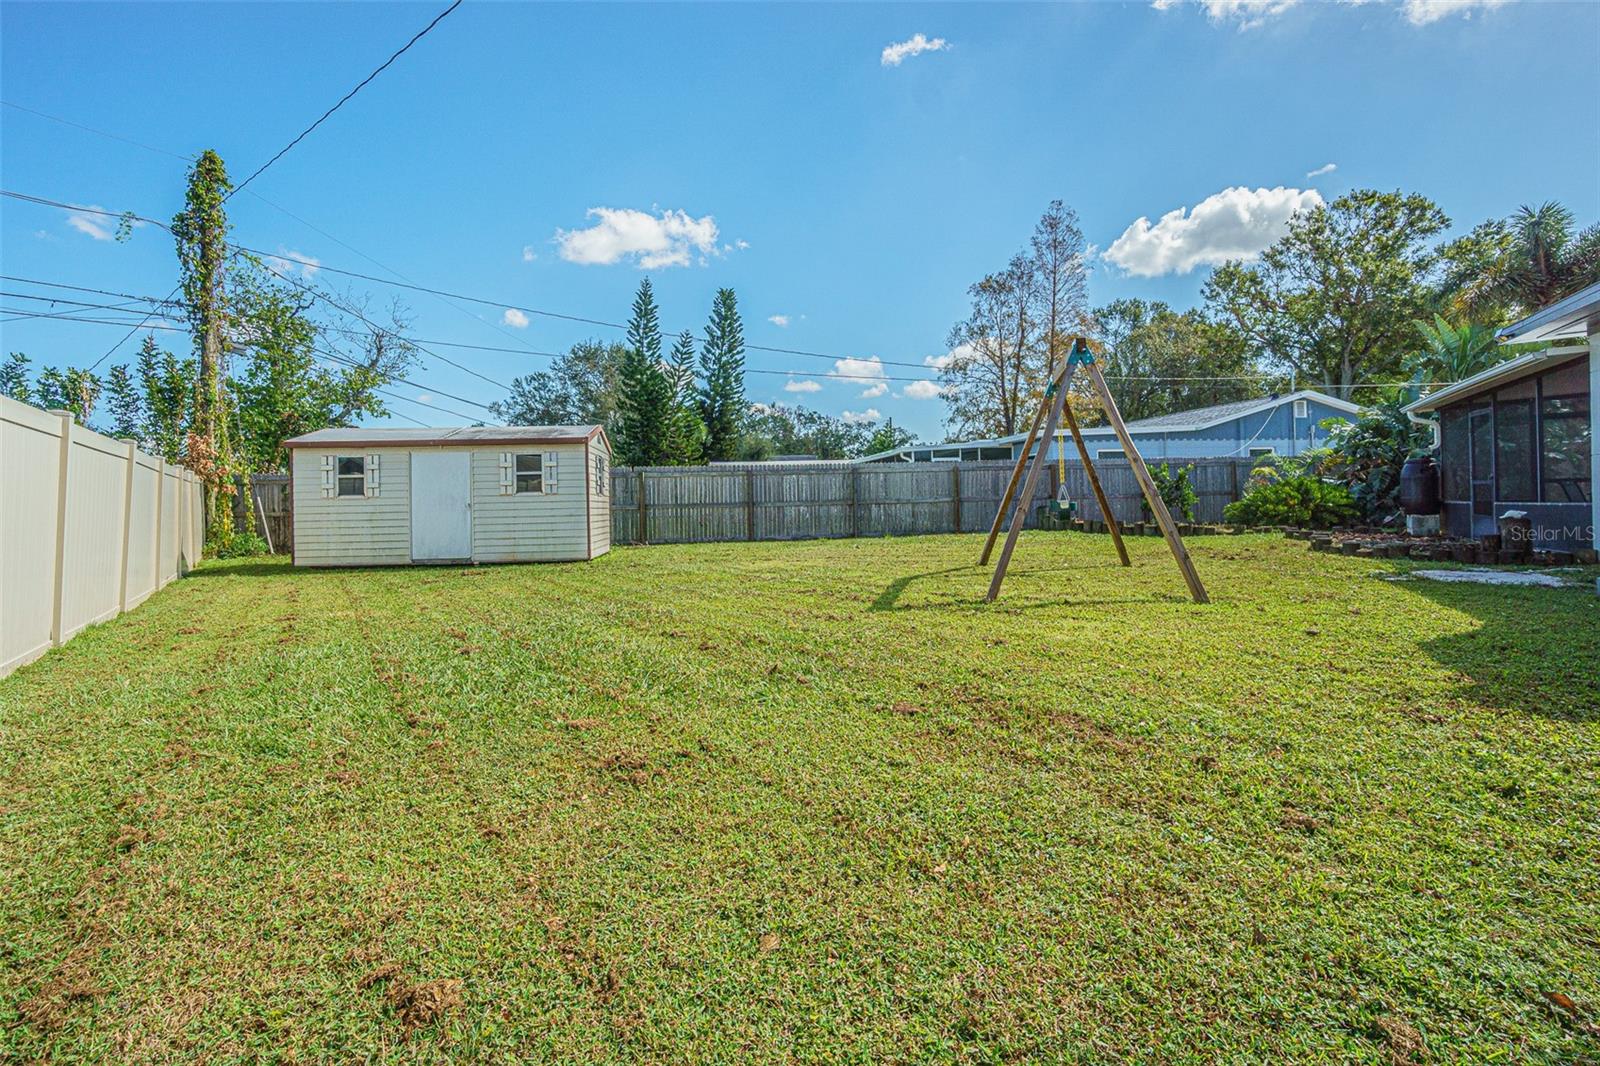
[387,976,464,1032]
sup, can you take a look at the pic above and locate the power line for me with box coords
[228,0,463,197]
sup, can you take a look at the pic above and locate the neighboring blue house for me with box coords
[860,390,1362,464]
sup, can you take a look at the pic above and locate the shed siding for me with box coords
[291,447,412,566]
[469,445,590,562]
[587,439,612,558]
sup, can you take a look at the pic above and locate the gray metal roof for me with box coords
[1497,281,1600,343]
[285,425,605,448]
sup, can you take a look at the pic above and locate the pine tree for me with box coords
[136,334,193,463]
[664,330,704,464]
[0,352,31,403]
[104,364,145,440]
[697,288,746,462]
[615,278,674,466]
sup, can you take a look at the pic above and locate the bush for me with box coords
[1142,463,1198,522]
[210,530,271,559]
[1224,476,1359,529]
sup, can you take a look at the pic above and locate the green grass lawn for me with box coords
[2,533,1597,1063]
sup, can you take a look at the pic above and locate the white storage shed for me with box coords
[284,425,612,566]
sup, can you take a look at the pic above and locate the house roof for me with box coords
[1403,345,1590,414]
[856,389,1360,462]
[285,425,607,449]
[1497,280,1600,343]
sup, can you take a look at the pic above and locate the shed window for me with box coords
[514,453,543,494]
[1097,449,1126,461]
[336,456,365,497]
[593,454,608,496]
[1249,447,1275,458]
[1293,399,1308,418]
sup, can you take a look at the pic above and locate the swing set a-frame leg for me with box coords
[978,395,1049,567]
[1083,360,1209,604]
[986,362,1075,603]
[1060,401,1130,567]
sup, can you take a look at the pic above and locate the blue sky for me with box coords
[3,0,1597,441]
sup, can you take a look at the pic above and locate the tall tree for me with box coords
[1030,200,1090,372]
[698,288,747,462]
[35,367,101,424]
[1,352,32,403]
[172,149,236,540]
[136,334,194,464]
[738,403,882,460]
[1204,189,1449,398]
[663,329,704,464]
[227,271,413,470]
[940,253,1042,439]
[1091,300,1267,423]
[862,417,915,456]
[1440,202,1600,321]
[614,278,675,466]
[103,364,144,439]
[491,340,628,427]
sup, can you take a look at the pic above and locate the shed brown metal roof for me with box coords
[284,425,608,449]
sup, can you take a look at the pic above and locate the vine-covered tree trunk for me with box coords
[173,149,238,544]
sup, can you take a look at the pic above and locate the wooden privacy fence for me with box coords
[1,397,204,678]
[609,458,1254,545]
[233,473,292,552]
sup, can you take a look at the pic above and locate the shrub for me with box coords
[210,530,271,559]
[1224,476,1359,529]
[1142,463,1198,522]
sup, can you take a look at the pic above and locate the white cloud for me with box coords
[502,308,530,328]
[1152,0,1300,28]
[735,239,750,250]
[829,356,889,399]
[417,393,433,403]
[881,33,949,66]
[259,247,321,280]
[841,408,881,425]
[554,206,720,268]
[1402,0,1507,25]
[901,379,944,400]
[783,379,822,393]
[521,245,537,262]
[767,314,791,328]
[1103,185,1323,277]
[1306,162,1337,178]
[64,205,148,242]
[924,345,974,372]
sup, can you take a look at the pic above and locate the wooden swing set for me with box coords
[979,336,1209,605]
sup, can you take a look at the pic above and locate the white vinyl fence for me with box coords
[1,396,203,678]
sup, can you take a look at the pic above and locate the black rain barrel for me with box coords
[1399,456,1440,516]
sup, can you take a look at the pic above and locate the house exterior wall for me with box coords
[291,442,606,567]
[1434,351,1594,553]
[1024,397,1357,462]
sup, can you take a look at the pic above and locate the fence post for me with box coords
[951,463,961,532]
[745,469,756,541]
[850,466,861,538]
[636,470,648,545]
[48,411,73,646]
[118,440,136,612]
[153,461,165,587]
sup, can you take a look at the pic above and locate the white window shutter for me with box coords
[544,451,558,494]
[366,453,380,497]
[499,452,513,495]
[320,454,334,498]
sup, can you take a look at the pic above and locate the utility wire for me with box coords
[228,0,463,198]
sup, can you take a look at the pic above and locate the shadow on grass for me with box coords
[1401,576,1600,722]
[187,560,295,578]
[870,562,1169,613]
